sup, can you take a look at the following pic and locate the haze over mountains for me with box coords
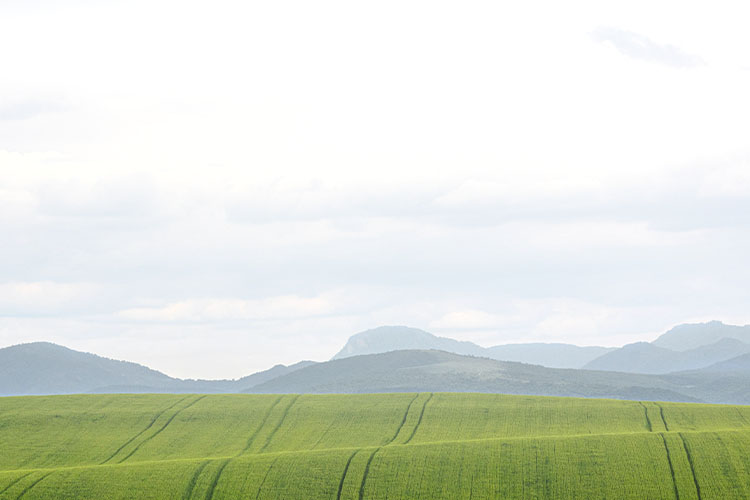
[3,321,750,403]
[0,342,313,396]
[332,326,614,368]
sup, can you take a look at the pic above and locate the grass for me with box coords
[1,393,749,499]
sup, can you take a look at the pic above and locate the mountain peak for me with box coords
[652,321,750,352]
[331,326,483,360]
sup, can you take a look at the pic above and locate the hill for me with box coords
[6,341,750,403]
[333,326,613,368]
[582,337,750,374]
[0,393,748,499]
[698,352,750,374]
[0,342,313,396]
[246,348,750,403]
[0,342,175,395]
[651,320,750,351]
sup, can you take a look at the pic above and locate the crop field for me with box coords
[1,393,749,499]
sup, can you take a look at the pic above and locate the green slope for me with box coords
[1,393,749,499]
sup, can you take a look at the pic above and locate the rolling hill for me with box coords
[1,392,749,499]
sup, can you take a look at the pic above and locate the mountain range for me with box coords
[3,321,750,403]
[332,326,615,368]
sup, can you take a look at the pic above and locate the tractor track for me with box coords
[388,393,421,444]
[0,472,32,496]
[204,459,230,500]
[238,396,284,455]
[403,393,433,444]
[660,434,680,500]
[119,396,207,463]
[678,433,702,500]
[15,472,52,500]
[639,402,653,432]
[358,448,380,500]
[258,395,300,453]
[101,396,190,464]
[182,460,209,500]
[253,457,278,500]
[335,450,359,500]
[655,403,670,431]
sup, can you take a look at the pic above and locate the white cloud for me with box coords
[0,281,100,316]
[591,27,705,68]
[117,294,338,323]
[1,0,750,376]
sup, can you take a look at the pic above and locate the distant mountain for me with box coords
[652,321,750,351]
[583,338,750,374]
[486,343,615,369]
[0,342,313,396]
[332,326,486,359]
[332,326,613,369]
[692,352,750,375]
[0,342,175,395]
[235,361,317,389]
[249,349,750,402]
[583,342,680,374]
[4,340,750,404]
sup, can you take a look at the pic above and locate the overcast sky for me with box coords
[2,0,750,378]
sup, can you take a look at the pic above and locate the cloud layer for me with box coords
[1,0,750,378]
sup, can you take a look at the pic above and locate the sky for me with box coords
[2,0,750,379]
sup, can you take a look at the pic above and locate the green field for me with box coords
[1,393,749,499]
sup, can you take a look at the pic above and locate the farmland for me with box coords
[1,393,749,499]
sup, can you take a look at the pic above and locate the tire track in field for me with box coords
[388,393,420,444]
[358,448,380,500]
[258,395,300,453]
[336,450,359,500]
[204,459,230,500]
[15,472,52,500]
[118,395,207,463]
[639,402,653,432]
[735,408,750,427]
[182,460,209,500]
[0,472,32,496]
[678,433,702,500]
[101,396,190,464]
[254,457,279,500]
[655,403,670,431]
[309,419,337,450]
[659,434,680,500]
[403,393,433,445]
[238,396,283,456]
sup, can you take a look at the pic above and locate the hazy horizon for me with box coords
[2,0,750,378]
